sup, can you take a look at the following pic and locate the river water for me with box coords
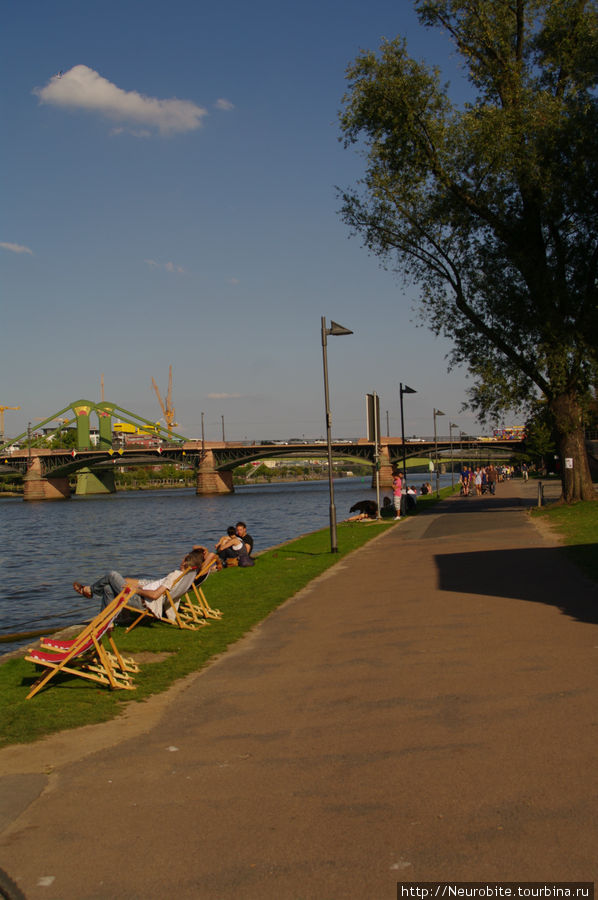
[0,474,455,651]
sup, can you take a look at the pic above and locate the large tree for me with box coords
[339,0,598,501]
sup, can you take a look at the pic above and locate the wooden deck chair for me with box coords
[25,584,138,700]
[124,568,204,633]
[179,560,223,623]
[40,621,139,678]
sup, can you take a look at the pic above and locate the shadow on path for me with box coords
[435,545,598,624]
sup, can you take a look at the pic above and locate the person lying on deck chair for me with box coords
[73,547,216,618]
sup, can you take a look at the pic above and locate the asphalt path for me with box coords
[1,479,597,899]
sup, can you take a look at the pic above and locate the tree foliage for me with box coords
[339,0,598,500]
[524,404,557,468]
[49,428,78,449]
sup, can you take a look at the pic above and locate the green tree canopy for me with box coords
[339,0,598,501]
[49,428,78,450]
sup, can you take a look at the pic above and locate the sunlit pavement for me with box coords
[1,478,596,899]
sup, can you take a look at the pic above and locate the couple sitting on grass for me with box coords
[215,521,255,569]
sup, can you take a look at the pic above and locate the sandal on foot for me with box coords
[73,582,92,599]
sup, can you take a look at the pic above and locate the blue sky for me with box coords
[1,0,485,443]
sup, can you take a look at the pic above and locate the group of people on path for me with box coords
[459,464,505,496]
[73,520,255,620]
[349,458,514,522]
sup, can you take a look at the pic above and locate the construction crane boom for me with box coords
[151,367,178,436]
[0,405,20,445]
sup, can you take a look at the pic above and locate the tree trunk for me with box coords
[550,393,596,502]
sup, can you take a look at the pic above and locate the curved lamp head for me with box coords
[327,320,353,337]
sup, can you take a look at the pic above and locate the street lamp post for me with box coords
[399,383,417,490]
[366,392,382,517]
[449,421,459,487]
[433,408,445,495]
[321,317,353,553]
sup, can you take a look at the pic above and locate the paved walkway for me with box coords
[1,480,597,899]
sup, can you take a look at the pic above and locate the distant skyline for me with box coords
[1,0,512,443]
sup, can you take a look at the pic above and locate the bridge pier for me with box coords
[196,451,234,495]
[75,468,116,495]
[371,445,394,491]
[23,457,70,501]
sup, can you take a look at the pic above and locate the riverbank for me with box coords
[2,476,465,645]
[0,474,376,494]
[0,516,398,747]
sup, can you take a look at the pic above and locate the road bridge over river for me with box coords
[1,397,529,500]
[2,437,523,501]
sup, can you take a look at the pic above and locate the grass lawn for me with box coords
[532,499,598,584]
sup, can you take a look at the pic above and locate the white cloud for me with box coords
[215,98,234,111]
[33,65,208,136]
[0,242,33,254]
[144,258,185,274]
[207,393,242,400]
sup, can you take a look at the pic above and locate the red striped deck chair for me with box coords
[124,567,204,633]
[25,583,138,700]
[40,621,139,679]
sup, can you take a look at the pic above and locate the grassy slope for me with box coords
[532,500,598,584]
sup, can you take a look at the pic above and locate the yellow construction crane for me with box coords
[151,367,178,436]
[0,405,20,445]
